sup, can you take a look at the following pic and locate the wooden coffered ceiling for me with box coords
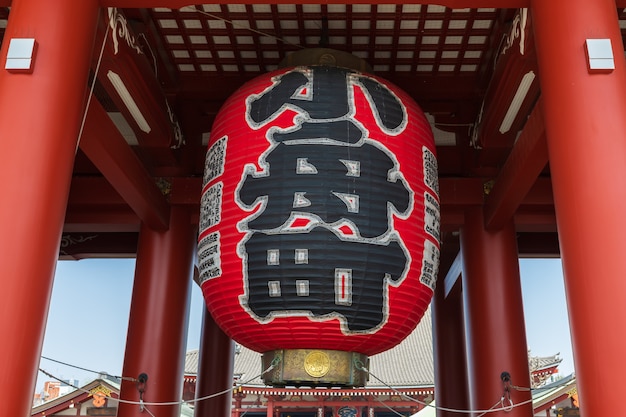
[6,2,625,272]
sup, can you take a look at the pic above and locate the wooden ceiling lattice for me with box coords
[148,4,498,77]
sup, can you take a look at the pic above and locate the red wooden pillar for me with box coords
[0,1,98,415]
[531,1,626,415]
[194,305,235,417]
[432,282,469,417]
[461,208,532,416]
[266,397,274,417]
[117,206,195,417]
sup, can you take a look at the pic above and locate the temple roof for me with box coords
[185,305,563,389]
[186,308,434,388]
[31,378,120,417]
[529,353,562,373]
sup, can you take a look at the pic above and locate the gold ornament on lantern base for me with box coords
[261,349,369,387]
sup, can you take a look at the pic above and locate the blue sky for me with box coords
[519,258,574,375]
[35,257,573,392]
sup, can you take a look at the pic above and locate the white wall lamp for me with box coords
[585,38,615,72]
[5,38,36,72]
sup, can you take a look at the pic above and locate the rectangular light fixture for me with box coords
[499,71,536,134]
[5,38,36,72]
[106,70,151,133]
[585,38,615,72]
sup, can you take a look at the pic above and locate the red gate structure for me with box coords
[0,1,624,417]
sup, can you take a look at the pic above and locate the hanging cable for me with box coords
[76,13,110,152]
[373,396,409,417]
[193,8,305,49]
[40,355,571,413]
[183,355,279,405]
[38,357,277,409]
[474,399,506,417]
[354,360,535,415]
[40,355,136,382]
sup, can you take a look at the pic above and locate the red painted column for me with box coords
[432,283,469,417]
[118,206,195,417]
[531,1,626,415]
[266,397,274,417]
[0,1,99,415]
[461,208,532,416]
[194,305,235,417]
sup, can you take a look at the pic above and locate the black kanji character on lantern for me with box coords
[238,142,411,238]
[242,227,408,332]
[246,66,406,145]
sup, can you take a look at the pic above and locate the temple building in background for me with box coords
[32,308,575,416]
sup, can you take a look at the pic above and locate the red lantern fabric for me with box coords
[198,66,439,356]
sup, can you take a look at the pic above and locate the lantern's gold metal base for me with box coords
[261,349,369,387]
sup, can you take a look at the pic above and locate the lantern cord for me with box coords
[193,8,305,49]
[40,355,137,383]
[354,361,534,415]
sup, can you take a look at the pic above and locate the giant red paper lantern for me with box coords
[199,62,440,385]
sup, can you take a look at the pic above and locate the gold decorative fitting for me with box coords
[89,385,112,397]
[483,179,495,195]
[261,349,369,388]
[304,351,331,377]
[155,178,172,197]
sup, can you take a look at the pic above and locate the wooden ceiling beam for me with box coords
[94,9,182,150]
[474,8,539,149]
[483,98,549,230]
[176,73,481,101]
[67,176,553,215]
[65,175,555,232]
[59,232,139,260]
[100,1,531,8]
[80,99,171,230]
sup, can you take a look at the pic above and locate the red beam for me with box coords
[483,99,548,230]
[475,9,539,149]
[68,176,200,207]
[67,177,126,205]
[80,99,170,230]
[94,9,181,150]
[177,73,481,103]
[439,177,485,207]
[66,176,554,210]
[64,206,141,233]
[63,171,556,238]
[58,232,138,260]
[100,0,531,7]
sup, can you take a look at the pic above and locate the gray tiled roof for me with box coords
[529,353,562,372]
[185,307,435,388]
[369,308,434,387]
[184,348,200,375]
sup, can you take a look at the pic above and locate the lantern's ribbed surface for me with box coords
[199,65,439,357]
